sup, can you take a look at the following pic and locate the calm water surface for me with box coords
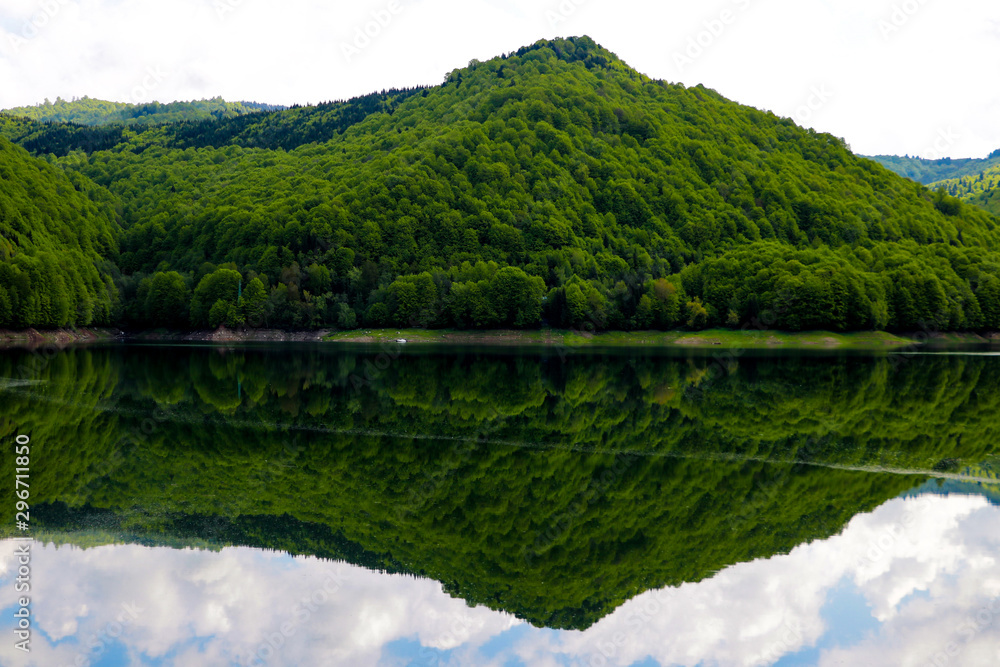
[1,343,999,666]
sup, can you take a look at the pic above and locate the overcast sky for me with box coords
[0,0,997,158]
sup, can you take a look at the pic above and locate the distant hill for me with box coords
[2,36,1000,332]
[931,165,1000,217]
[865,149,1000,185]
[0,96,283,127]
[0,89,423,157]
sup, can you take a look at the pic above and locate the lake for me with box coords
[1,342,999,666]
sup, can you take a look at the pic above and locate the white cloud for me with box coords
[0,541,520,667]
[0,492,999,666]
[518,493,998,667]
[0,0,998,157]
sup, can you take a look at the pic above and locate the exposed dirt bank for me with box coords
[130,327,334,343]
[0,328,121,349]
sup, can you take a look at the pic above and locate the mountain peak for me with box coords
[514,36,622,67]
[445,36,633,84]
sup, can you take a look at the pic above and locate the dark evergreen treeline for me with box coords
[3,36,1000,332]
[0,115,128,158]
[135,88,429,152]
[3,347,998,628]
[0,88,427,158]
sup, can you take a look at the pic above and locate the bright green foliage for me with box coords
[336,301,357,329]
[978,275,1000,328]
[365,302,390,326]
[5,37,1000,331]
[191,269,241,327]
[3,347,1000,629]
[635,279,680,329]
[208,299,229,328]
[677,241,996,331]
[488,266,545,327]
[387,272,437,327]
[546,279,609,329]
[685,297,709,328]
[137,271,189,327]
[931,165,1000,217]
[446,265,545,328]
[239,276,268,327]
[0,137,119,328]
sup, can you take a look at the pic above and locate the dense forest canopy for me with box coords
[3,347,998,628]
[3,36,1000,332]
[931,164,1000,217]
[0,137,120,327]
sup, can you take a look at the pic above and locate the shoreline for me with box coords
[2,327,998,350]
[321,328,958,349]
[0,327,122,348]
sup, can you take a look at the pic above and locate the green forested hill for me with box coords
[1,96,280,127]
[866,150,1000,185]
[3,36,1000,332]
[0,90,420,158]
[0,136,120,327]
[932,165,1000,217]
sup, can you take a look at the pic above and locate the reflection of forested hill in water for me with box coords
[2,346,999,629]
[907,460,1000,506]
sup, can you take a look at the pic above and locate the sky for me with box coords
[2,490,1000,666]
[0,0,997,159]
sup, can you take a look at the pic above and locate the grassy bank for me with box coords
[322,328,928,350]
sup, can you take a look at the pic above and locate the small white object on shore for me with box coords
[397,339,407,344]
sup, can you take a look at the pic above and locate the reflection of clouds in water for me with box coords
[542,493,995,667]
[0,493,997,667]
[0,544,519,667]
